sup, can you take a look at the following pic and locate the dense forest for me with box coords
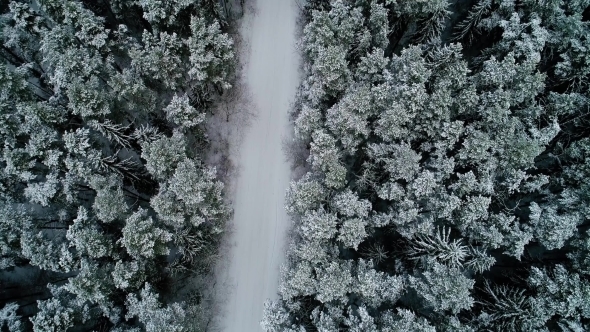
[3,0,590,331]
[263,0,590,331]
[0,0,237,331]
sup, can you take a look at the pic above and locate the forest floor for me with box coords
[209,0,301,331]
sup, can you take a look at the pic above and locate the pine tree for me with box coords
[409,262,474,314]
[0,303,23,332]
[125,283,187,332]
[121,208,172,259]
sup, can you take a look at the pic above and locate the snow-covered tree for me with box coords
[121,208,172,259]
[380,309,436,332]
[151,158,226,229]
[65,259,117,318]
[299,208,338,242]
[279,261,317,300]
[112,260,150,290]
[308,129,347,188]
[30,297,77,332]
[1,0,234,329]
[141,132,187,181]
[0,303,23,332]
[528,265,590,324]
[89,175,130,223]
[477,281,546,331]
[315,260,353,303]
[344,305,378,332]
[66,207,113,258]
[30,286,89,332]
[326,85,373,153]
[125,283,187,332]
[0,203,31,269]
[354,259,404,307]
[273,0,590,330]
[285,174,327,216]
[408,227,468,268]
[20,231,77,273]
[337,218,368,250]
[307,45,350,104]
[130,30,184,90]
[138,0,195,26]
[409,263,474,314]
[261,300,292,332]
[331,189,371,218]
[165,94,205,129]
[529,201,580,250]
[187,15,234,89]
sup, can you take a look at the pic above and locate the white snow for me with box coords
[215,0,301,331]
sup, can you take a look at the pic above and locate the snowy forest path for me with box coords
[217,0,300,331]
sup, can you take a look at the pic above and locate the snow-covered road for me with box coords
[219,0,300,331]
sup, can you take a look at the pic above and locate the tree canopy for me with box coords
[0,0,234,330]
[265,0,590,331]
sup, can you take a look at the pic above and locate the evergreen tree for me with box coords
[0,0,234,329]
[264,0,590,330]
